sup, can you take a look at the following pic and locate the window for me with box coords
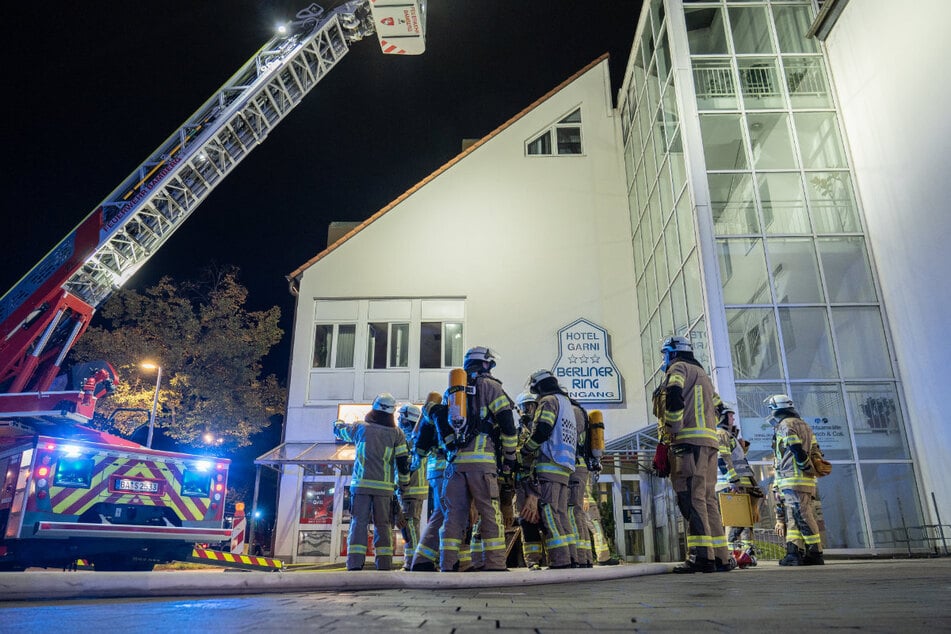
[420,322,464,368]
[526,109,583,156]
[366,322,409,369]
[53,456,94,489]
[313,323,355,368]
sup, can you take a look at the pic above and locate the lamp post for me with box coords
[141,362,162,449]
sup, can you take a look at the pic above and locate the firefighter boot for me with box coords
[779,542,803,566]
[803,544,825,566]
[673,556,716,574]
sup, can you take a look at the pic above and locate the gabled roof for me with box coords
[287,53,610,282]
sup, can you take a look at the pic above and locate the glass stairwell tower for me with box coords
[619,0,925,554]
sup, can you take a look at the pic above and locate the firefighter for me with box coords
[568,397,593,567]
[659,336,730,573]
[766,394,824,566]
[715,402,764,554]
[514,391,545,570]
[333,393,410,571]
[397,403,426,570]
[583,486,620,565]
[409,393,448,571]
[520,369,578,569]
[439,346,517,572]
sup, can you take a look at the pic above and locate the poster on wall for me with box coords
[297,530,332,557]
[300,482,335,525]
[552,318,623,403]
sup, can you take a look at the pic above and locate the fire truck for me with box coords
[0,1,426,571]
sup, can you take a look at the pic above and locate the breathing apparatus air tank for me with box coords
[446,368,468,451]
[588,410,605,458]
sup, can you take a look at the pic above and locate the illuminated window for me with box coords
[526,108,583,156]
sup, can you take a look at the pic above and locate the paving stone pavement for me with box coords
[1,558,949,632]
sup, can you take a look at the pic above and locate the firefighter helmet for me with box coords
[372,392,397,414]
[660,335,692,354]
[527,369,556,394]
[463,346,497,370]
[719,401,736,416]
[515,391,537,412]
[764,394,795,411]
[398,403,421,424]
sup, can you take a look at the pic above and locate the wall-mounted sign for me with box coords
[552,318,623,403]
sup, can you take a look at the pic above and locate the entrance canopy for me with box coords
[255,442,355,475]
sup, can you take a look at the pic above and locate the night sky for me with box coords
[1,1,644,512]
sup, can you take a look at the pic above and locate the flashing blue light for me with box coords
[254,510,262,519]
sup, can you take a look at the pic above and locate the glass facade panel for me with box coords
[861,463,925,549]
[819,464,869,549]
[662,84,679,146]
[759,172,810,234]
[718,238,771,304]
[671,273,689,336]
[683,252,704,323]
[637,277,648,327]
[789,383,853,460]
[444,323,464,367]
[390,323,409,367]
[693,59,737,110]
[785,56,833,108]
[817,237,877,303]
[794,112,848,169]
[676,192,695,256]
[654,236,669,293]
[690,317,711,371]
[748,113,798,170]
[669,132,687,196]
[736,382,786,461]
[685,7,729,55]
[665,217,681,275]
[658,159,674,216]
[726,307,783,380]
[767,237,824,303]
[710,173,759,235]
[831,308,893,379]
[700,114,748,170]
[806,172,861,233]
[778,307,838,379]
[772,4,819,54]
[738,58,784,110]
[729,6,775,54]
[846,383,911,460]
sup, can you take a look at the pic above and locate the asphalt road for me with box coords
[1,559,949,632]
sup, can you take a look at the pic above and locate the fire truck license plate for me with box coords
[114,478,160,493]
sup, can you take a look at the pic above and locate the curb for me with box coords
[0,563,674,601]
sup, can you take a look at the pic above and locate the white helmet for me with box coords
[398,403,422,424]
[660,335,692,354]
[527,369,556,392]
[515,391,537,411]
[764,394,795,412]
[464,346,497,370]
[719,401,736,416]
[372,392,397,414]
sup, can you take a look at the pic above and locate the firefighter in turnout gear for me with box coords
[716,402,764,552]
[397,403,426,570]
[334,393,411,571]
[514,391,545,569]
[410,392,449,571]
[520,369,578,569]
[568,399,593,567]
[439,347,518,572]
[659,336,730,573]
[767,394,824,566]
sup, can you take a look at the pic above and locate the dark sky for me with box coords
[1,1,643,381]
[0,1,644,521]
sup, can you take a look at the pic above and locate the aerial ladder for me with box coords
[0,1,426,426]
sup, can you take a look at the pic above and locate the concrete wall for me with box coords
[823,0,951,523]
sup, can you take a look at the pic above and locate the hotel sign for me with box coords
[552,318,623,404]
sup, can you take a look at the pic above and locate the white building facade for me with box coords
[268,58,645,563]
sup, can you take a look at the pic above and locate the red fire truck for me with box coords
[0,2,425,571]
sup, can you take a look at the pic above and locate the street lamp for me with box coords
[141,362,162,449]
